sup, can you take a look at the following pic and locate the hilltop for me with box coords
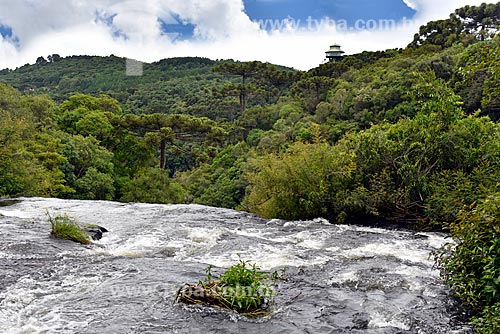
[0,55,298,121]
[0,56,240,120]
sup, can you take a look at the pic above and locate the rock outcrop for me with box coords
[84,225,108,241]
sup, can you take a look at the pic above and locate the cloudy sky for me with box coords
[0,0,496,70]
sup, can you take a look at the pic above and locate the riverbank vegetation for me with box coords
[436,195,500,333]
[1,2,500,330]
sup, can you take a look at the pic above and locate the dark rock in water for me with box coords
[158,247,177,257]
[413,233,430,240]
[0,199,21,207]
[352,312,370,329]
[84,225,108,241]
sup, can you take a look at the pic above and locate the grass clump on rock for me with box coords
[49,213,91,245]
[176,258,283,317]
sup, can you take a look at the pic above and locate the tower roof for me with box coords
[325,44,345,62]
[327,44,344,53]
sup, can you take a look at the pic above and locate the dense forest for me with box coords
[1,2,500,332]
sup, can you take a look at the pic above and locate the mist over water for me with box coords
[0,198,470,333]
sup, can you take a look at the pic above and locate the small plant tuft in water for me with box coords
[176,257,285,317]
[48,213,91,245]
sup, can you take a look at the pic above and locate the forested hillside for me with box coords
[0,56,295,121]
[1,2,500,331]
[1,2,499,222]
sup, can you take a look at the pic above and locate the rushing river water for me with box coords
[0,198,470,334]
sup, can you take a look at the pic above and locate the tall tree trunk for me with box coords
[240,93,246,114]
[240,74,247,114]
[160,140,166,169]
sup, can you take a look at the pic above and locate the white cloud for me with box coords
[0,35,18,68]
[162,0,260,39]
[405,0,494,22]
[402,0,419,11]
[0,0,498,71]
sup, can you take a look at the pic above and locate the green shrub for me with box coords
[49,213,91,244]
[435,194,500,331]
[120,167,186,204]
[176,258,281,317]
[473,303,500,334]
[425,163,500,225]
[246,141,356,220]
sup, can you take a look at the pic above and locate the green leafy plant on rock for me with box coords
[176,258,283,317]
[48,213,91,245]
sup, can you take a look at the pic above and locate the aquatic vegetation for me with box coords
[176,258,284,317]
[48,213,91,245]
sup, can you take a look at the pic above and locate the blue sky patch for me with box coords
[0,24,14,38]
[159,16,195,41]
[243,0,416,28]
[0,23,20,46]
